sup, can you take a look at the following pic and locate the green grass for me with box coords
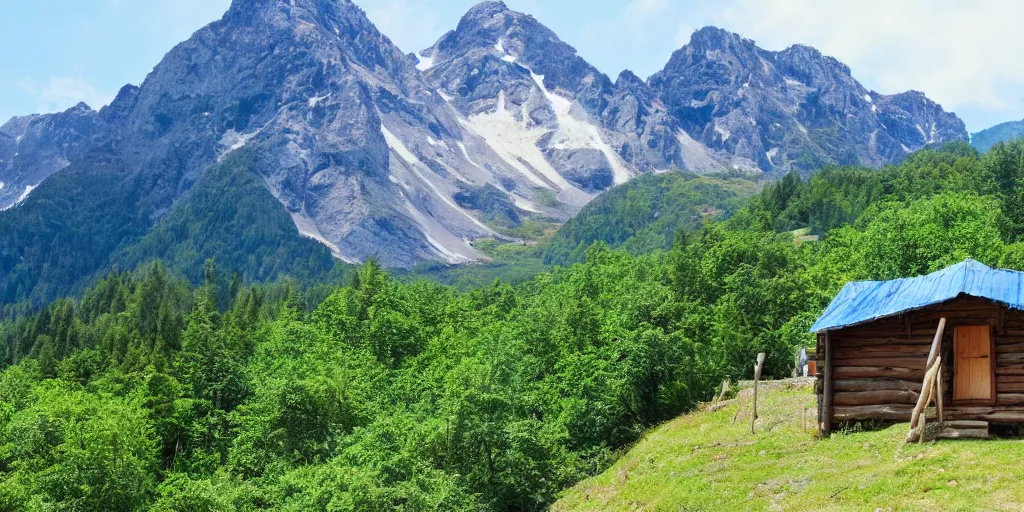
[554,382,1024,511]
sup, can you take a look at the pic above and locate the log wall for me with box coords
[817,296,1024,425]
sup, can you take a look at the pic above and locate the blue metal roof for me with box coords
[811,259,1024,333]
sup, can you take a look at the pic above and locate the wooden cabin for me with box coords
[812,260,1024,439]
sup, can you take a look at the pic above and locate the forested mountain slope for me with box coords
[2,140,1023,510]
[972,120,1024,153]
[542,171,760,265]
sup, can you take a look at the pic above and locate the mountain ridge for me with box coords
[972,119,1024,153]
[0,0,969,303]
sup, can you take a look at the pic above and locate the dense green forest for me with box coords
[542,172,760,266]
[0,150,350,308]
[1,139,1023,510]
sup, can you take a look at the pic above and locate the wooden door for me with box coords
[953,325,994,402]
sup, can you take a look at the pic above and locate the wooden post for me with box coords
[926,317,947,370]
[823,332,833,434]
[919,414,926,445]
[714,379,730,403]
[752,352,766,434]
[937,362,944,424]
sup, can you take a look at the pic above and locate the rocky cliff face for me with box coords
[649,27,967,174]
[0,104,101,209]
[6,0,598,267]
[0,0,969,269]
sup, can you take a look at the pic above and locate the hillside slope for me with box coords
[555,381,1024,511]
[543,172,760,265]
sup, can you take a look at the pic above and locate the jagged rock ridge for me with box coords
[0,0,968,270]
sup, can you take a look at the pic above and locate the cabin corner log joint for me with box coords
[813,260,1024,437]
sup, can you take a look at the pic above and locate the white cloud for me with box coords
[626,0,668,16]
[18,76,114,114]
[696,0,1024,117]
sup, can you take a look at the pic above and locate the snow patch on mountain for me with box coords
[458,91,568,190]
[308,94,330,107]
[526,71,631,185]
[416,53,435,71]
[494,40,516,63]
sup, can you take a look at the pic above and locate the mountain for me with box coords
[972,120,1024,153]
[649,27,967,173]
[0,103,101,210]
[0,0,968,303]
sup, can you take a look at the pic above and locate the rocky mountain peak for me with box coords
[686,26,750,51]
[649,25,967,173]
[225,0,358,21]
[775,44,852,85]
[0,1,971,276]
[615,70,646,90]
[461,1,511,21]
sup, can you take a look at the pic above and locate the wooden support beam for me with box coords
[906,317,947,443]
[926,317,947,370]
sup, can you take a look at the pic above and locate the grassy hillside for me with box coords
[555,381,1024,511]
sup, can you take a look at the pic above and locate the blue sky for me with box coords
[3,0,1023,132]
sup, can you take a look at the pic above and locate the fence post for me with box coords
[752,352,766,434]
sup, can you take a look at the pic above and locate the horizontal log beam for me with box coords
[833,390,920,406]
[945,409,1024,424]
[830,337,934,348]
[833,404,912,421]
[834,366,924,380]
[830,357,927,370]
[833,346,931,357]
[997,394,1024,406]
[996,343,1024,354]
[998,353,1024,364]
[832,379,922,393]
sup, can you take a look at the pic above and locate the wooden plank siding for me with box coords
[822,296,1024,425]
